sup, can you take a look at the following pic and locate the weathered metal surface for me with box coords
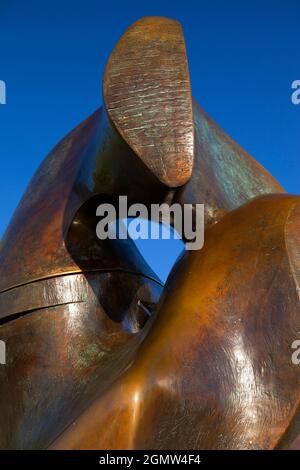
[52,195,300,450]
[175,100,285,224]
[0,15,299,451]
[0,109,167,293]
[103,17,194,188]
[0,273,162,449]
[0,272,160,323]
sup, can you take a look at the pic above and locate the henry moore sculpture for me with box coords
[0,16,299,450]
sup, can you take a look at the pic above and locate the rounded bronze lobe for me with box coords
[52,195,300,450]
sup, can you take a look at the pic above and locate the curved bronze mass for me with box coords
[0,16,299,450]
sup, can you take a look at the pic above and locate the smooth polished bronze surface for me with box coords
[0,16,299,450]
[52,195,300,450]
[176,100,285,224]
[0,272,162,449]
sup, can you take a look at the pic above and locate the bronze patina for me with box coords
[0,17,299,450]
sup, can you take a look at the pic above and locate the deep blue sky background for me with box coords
[0,0,299,281]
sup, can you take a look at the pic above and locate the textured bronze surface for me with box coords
[0,271,160,323]
[0,16,299,451]
[103,17,194,188]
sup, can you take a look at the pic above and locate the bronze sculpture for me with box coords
[0,16,299,450]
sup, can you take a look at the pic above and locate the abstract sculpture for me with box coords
[0,17,299,450]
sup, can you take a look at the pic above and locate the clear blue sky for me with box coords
[0,0,299,281]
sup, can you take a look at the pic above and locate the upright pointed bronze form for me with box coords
[0,16,299,450]
[103,17,194,187]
